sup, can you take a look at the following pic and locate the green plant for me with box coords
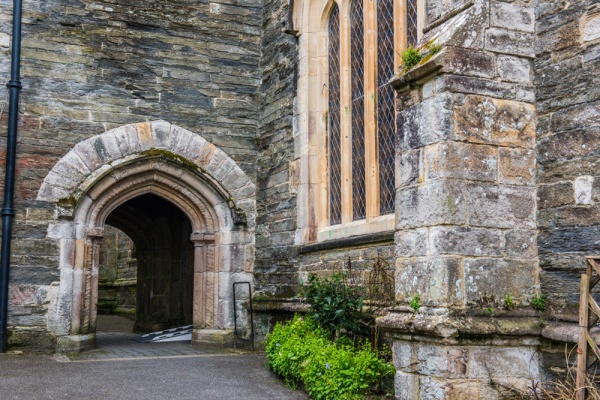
[504,294,514,310]
[266,315,329,387]
[266,315,395,399]
[301,273,369,338]
[401,45,422,70]
[487,307,494,316]
[428,43,442,54]
[409,294,421,313]
[531,293,547,312]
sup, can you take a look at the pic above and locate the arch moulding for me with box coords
[38,120,256,353]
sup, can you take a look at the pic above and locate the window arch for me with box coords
[295,0,423,243]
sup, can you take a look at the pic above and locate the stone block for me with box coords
[416,344,468,379]
[396,149,421,188]
[585,14,600,42]
[395,229,428,257]
[150,120,172,148]
[397,93,453,150]
[395,371,420,400]
[395,256,463,307]
[454,96,535,148]
[467,183,536,229]
[464,259,538,305]
[393,340,414,370]
[56,334,95,355]
[430,226,503,257]
[498,147,535,185]
[491,1,534,33]
[73,140,103,172]
[504,230,537,259]
[539,226,600,254]
[424,142,497,182]
[485,28,535,58]
[538,182,575,209]
[443,47,497,79]
[550,103,600,133]
[574,175,594,205]
[468,346,539,381]
[419,376,481,400]
[497,56,532,84]
[441,75,515,99]
[397,180,467,229]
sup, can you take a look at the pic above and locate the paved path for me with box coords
[0,328,307,400]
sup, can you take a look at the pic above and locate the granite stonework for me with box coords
[0,0,599,398]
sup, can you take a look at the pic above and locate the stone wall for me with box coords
[387,0,541,397]
[255,0,298,298]
[536,1,600,319]
[97,225,136,318]
[0,0,262,350]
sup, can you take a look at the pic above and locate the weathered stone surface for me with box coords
[396,256,463,307]
[537,182,573,209]
[464,258,538,304]
[430,226,503,257]
[485,28,535,58]
[574,175,594,205]
[505,229,537,259]
[425,141,497,182]
[395,229,428,257]
[491,1,534,33]
[498,147,535,185]
[497,55,532,84]
[397,93,453,150]
[396,149,421,188]
[395,371,420,400]
[468,183,536,229]
[397,179,467,229]
[454,96,535,148]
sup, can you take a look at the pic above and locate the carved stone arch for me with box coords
[40,121,256,353]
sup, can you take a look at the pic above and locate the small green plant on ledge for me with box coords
[531,293,547,312]
[504,293,514,310]
[409,294,421,313]
[399,42,443,72]
[400,45,422,70]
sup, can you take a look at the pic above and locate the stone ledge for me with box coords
[377,309,542,339]
[542,322,600,344]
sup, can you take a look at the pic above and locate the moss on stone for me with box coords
[141,148,199,171]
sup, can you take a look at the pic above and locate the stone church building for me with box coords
[0,0,599,398]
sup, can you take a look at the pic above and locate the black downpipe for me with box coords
[0,0,24,353]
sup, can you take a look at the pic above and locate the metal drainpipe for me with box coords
[0,0,24,353]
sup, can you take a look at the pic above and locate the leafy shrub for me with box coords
[301,273,370,338]
[266,315,329,386]
[266,315,395,399]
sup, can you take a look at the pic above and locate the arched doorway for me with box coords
[38,121,256,353]
[105,194,195,332]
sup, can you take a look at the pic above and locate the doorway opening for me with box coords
[96,194,195,336]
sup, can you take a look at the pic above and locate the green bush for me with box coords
[266,315,329,386]
[266,315,395,399]
[301,273,370,338]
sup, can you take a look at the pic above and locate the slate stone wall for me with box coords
[254,0,299,299]
[536,1,600,318]
[0,0,262,349]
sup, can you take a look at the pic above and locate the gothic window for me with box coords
[326,0,420,226]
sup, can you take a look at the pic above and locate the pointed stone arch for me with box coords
[39,121,256,353]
